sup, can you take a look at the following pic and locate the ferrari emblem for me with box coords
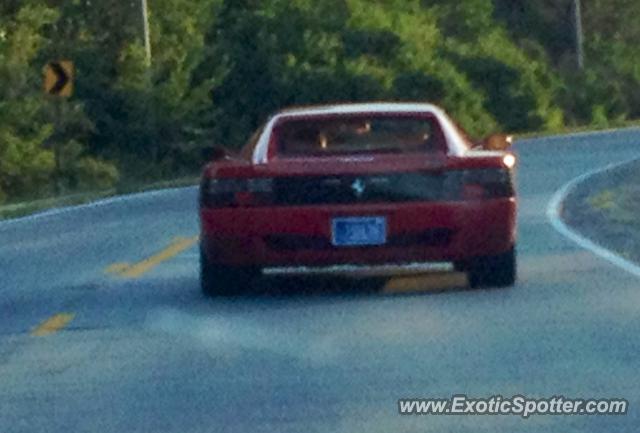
[351,178,365,197]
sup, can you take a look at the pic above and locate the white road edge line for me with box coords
[0,185,197,228]
[547,157,640,278]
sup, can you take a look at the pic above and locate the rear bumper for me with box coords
[200,199,516,267]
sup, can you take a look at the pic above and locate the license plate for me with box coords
[331,216,387,247]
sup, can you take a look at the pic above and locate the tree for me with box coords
[0,3,58,202]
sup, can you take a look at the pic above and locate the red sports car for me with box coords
[199,103,517,296]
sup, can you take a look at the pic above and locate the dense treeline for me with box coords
[0,0,638,203]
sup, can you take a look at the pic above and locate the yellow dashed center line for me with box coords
[104,263,131,274]
[31,313,75,337]
[107,236,198,279]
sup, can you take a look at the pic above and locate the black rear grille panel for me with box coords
[264,229,452,252]
[274,172,445,205]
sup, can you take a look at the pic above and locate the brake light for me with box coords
[443,168,514,200]
[200,177,273,207]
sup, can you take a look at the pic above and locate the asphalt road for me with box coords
[2,129,640,432]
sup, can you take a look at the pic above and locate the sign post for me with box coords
[574,0,584,70]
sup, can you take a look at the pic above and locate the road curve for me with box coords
[1,129,640,432]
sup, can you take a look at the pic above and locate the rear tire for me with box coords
[200,248,259,297]
[468,247,516,288]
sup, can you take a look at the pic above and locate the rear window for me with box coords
[273,114,445,156]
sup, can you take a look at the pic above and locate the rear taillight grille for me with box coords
[200,178,273,208]
[443,168,514,200]
[201,169,513,208]
[264,229,452,251]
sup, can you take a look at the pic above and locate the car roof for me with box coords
[252,102,469,163]
[276,102,442,117]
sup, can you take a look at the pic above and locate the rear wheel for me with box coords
[468,247,516,288]
[200,248,259,297]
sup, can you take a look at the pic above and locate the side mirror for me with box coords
[482,134,513,151]
[202,146,231,162]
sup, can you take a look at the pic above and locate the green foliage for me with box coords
[206,0,567,143]
[1,0,639,204]
[0,3,57,203]
[0,1,121,203]
[494,0,640,126]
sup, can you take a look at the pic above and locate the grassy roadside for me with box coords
[0,175,199,221]
[562,159,640,263]
[587,187,640,228]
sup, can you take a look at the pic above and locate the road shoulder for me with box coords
[560,158,640,265]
